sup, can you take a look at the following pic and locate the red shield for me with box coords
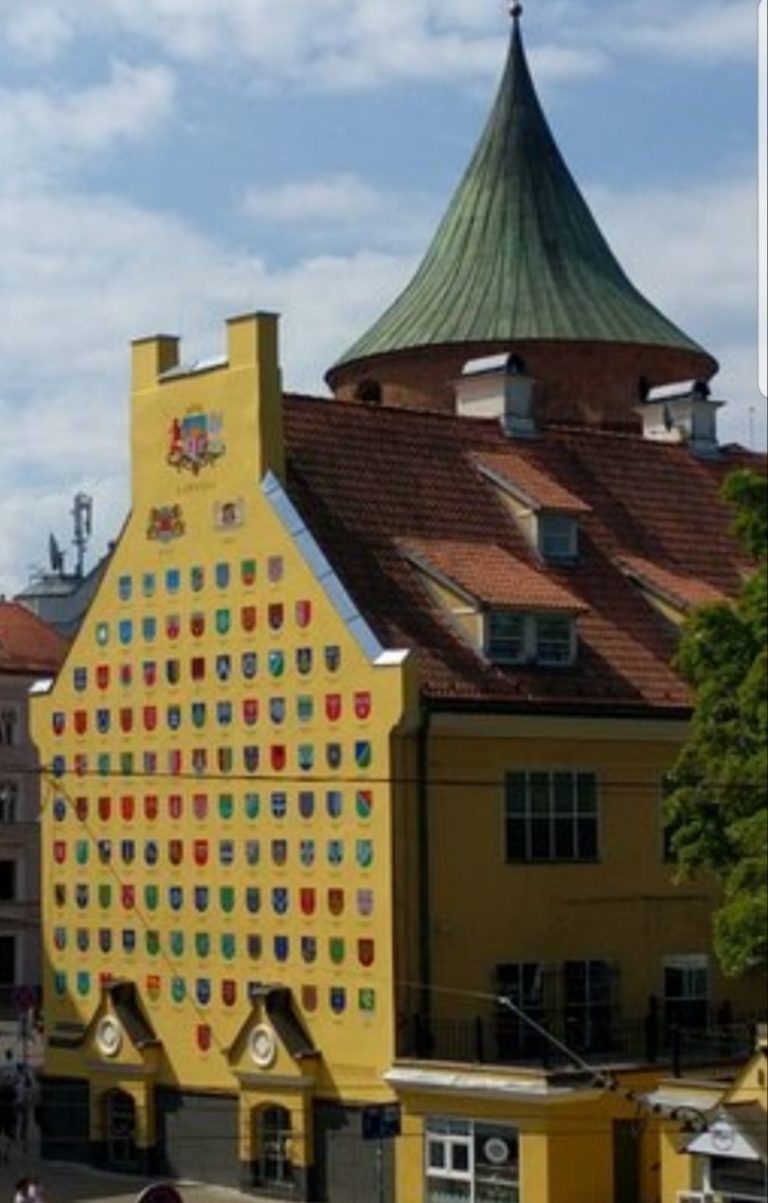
[98,796,111,821]
[96,664,110,690]
[328,888,345,917]
[222,980,237,1006]
[75,797,88,820]
[119,707,133,733]
[168,750,182,776]
[296,600,312,628]
[143,706,157,732]
[121,795,135,821]
[197,1025,211,1052]
[74,710,88,735]
[119,664,132,687]
[147,974,161,1001]
[354,691,372,720]
[166,614,180,640]
[300,888,316,916]
[169,793,183,819]
[241,605,257,632]
[53,712,66,735]
[271,745,286,772]
[193,794,208,819]
[191,612,205,637]
[169,838,183,865]
[74,754,87,777]
[142,660,157,687]
[194,839,208,866]
[144,794,159,821]
[358,938,375,967]
[53,841,66,864]
[302,985,318,1012]
[243,698,259,726]
[268,603,283,631]
[122,885,135,909]
[325,694,342,722]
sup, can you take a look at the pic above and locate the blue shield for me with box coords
[123,930,136,953]
[196,979,211,1006]
[326,790,343,819]
[194,886,209,913]
[270,792,287,818]
[144,840,159,866]
[268,650,285,678]
[143,572,157,597]
[355,741,372,769]
[216,654,231,681]
[118,575,132,601]
[169,886,183,911]
[167,705,181,731]
[164,568,180,594]
[274,936,290,963]
[272,888,289,915]
[326,743,342,770]
[96,709,111,734]
[73,667,87,692]
[215,562,230,589]
[217,701,232,727]
[300,839,315,867]
[299,791,315,819]
[243,745,260,773]
[241,652,258,680]
[269,697,286,725]
[330,987,346,1014]
[118,619,133,646]
[121,840,135,865]
[142,616,157,642]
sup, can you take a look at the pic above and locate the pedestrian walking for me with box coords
[0,1072,16,1164]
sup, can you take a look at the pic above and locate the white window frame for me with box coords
[425,1118,520,1203]
[486,612,576,667]
[663,954,710,1029]
[537,512,579,563]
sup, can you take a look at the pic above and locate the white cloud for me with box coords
[613,0,755,62]
[1,3,73,64]
[0,61,176,181]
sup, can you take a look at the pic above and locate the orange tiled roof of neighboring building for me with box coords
[0,602,69,674]
[473,451,592,513]
[284,395,762,713]
[402,538,586,611]
[617,554,728,614]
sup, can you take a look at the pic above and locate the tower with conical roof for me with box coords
[326,7,715,430]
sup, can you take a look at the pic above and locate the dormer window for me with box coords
[537,513,578,564]
[486,611,576,667]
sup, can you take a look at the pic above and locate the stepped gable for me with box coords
[0,601,69,674]
[285,393,759,712]
[327,9,715,428]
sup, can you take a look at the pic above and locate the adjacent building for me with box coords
[31,11,765,1203]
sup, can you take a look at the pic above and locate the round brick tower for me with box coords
[326,8,715,431]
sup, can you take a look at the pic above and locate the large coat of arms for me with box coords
[167,410,225,474]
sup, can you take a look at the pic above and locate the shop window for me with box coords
[425,1118,519,1202]
[505,771,598,862]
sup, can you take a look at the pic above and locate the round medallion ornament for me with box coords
[249,1024,277,1069]
[96,1016,122,1058]
[483,1136,511,1165]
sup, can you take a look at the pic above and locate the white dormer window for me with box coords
[486,612,576,667]
[537,513,578,563]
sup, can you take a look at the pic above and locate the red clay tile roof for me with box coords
[403,538,586,611]
[474,452,591,514]
[0,602,69,674]
[284,394,763,713]
[617,555,727,614]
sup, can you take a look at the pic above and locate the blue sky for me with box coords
[0,0,762,591]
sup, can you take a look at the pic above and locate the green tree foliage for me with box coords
[666,469,767,977]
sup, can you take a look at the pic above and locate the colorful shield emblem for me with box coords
[166,613,180,640]
[268,650,285,678]
[53,927,66,952]
[143,572,157,597]
[330,987,346,1014]
[192,748,207,774]
[53,841,66,865]
[191,565,204,592]
[97,839,111,864]
[76,972,91,997]
[325,694,342,723]
[241,605,257,632]
[53,797,67,821]
[299,791,315,819]
[52,711,66,736]
[167,705,181,731]
[300,839,315,867]
[328,888,345,917]
[169,839,183,866]
[243,698,259,726]
[196,980,211,1007]
[74,667,87,691]
[221,933,236,961]
[247,935,262,960]
[168,749,182,775]
[98,883,112,908]
[356,790,373,819]
[143,706,157,733]
[191,656,206,681]
[165,658,180,685]
[119,663,133,687]
[269,697,286,725]
[326,790,343,819]
[297,695,314,722]
[298,744,314,771]
[74,709,88,735]
[246,887,261,913]
[194,886,209,913]
[121,884,134,909]
[359,988,376,1013]
[241,652,257,680]
[118,574,132,601]
[245,793,260,820]
[194,839,209,866]
[268,603,284,631]
[52,756,65,778]
[144,840,159,867]
[118,619,133,646]
[301,936,317,964]
[330,938,345,965]
[75,840,89,865]
[97,753,111,777]
[220,887,235,913]
[357,839,374,868]
[169,886,183,910]
[120,839,135,864]
[215,562,230,589]
[197,1024,211,1051]
[95,622,109,647]
[295,599,312,628]
[243,745,259,773]
[120,795,135,821]
[296,647,312,676]
[300,888,316,916]
[302,986,318,1012]
[142,617,157,642]
[241,558,257,586]
[169,793,183,819]
[355,741,372,769]
[271,745,286,772]
[172,977,186,1004]
[96,709,110,734]
[144,794,159,821]
[99,929,112,954]
[170,931,184,956]
[215,608,230,635]
[328,839,344,866]
[120,751,133,776]
[146,974,161,1002]
[272,839,288,866]
[96,664,110,690]
[146,931,160,956]
[245,840,260,866]
[195,932,210,958]
[358,938,375,968]
[325,645,341,672]
[122,929,136,953]
[54,973,67,996]
[354,691,372,720]
[272,887,289,915]
[191,702,206,729]
[119,707,133,733]
[218,794,234,820]
[267,555,283,583]
[190,612,205,637]
[274,936,289,962]
[222,979,237,1007]
[217,701,233,727]
[74,753,88,777]
[164,568,180,594]
[326,743,342,770]
[217,747,233,773]
[271,792,287,818]
[216,654,231,681]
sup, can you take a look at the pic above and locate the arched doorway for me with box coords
[103,1088,138,1170]
[256,1104,293,1190]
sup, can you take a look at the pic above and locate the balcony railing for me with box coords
[400,1009,756,1073]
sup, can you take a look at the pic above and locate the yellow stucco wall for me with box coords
[33,313,413,1104]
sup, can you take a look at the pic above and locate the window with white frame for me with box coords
[505,771,599,862]
[487,612,576,667]
[0,780,18,823]
[537,513,578,563]
[425,1118,520,1203]
[663,954,709,1032]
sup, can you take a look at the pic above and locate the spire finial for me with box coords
[509,3,523,21]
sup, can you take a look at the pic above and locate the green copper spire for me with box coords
[334,9,703,368]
